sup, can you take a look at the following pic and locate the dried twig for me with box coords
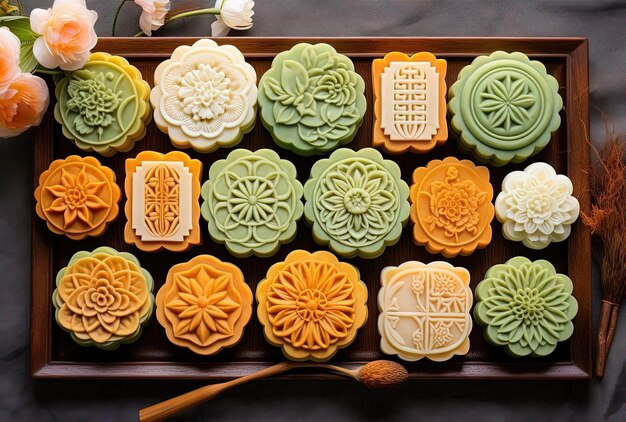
[581,131,626,377]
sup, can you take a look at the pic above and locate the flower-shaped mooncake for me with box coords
[125,150,202,252]
[378,261,472,361]
[448,51,562,166]
[256,250,368,361]
[410,157,494,258]
[34,155,121,240]
[54,52,151,156]
[156,255,252,355]
[474,257,578,357]
[258,43,367,156]
[495,162,579,250]
[304,148,410,259]
[372,52,448,154]
[151,39,257,153]
[201,149,303,257]
[53,247,154,350]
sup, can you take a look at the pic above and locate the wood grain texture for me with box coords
[30,37,591,380]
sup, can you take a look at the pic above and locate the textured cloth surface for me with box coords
[1,0,625,421]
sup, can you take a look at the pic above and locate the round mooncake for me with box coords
[258,43,366,156]
[54,53,151,156]
[201,148,303,257]
[448,51,562,166]
[410,157,494,257]
[303,148,410,259]
[256,250,368,361]
[474,257,578,357]
[34,155,121,240]
[53,247,154,350]
[156,255,252,355]
[151,39,257,153]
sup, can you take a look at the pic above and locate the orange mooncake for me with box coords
[125,150,202,252]
[256,250,368,361]
[410,157,494,257]
[34,155,121,240]
[156,255,253,355]
[372,52,447,154]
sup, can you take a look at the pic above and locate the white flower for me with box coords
[134,0,170,36]
[495,162,579,250]
[30,0,98,71]
[211,0,254,37]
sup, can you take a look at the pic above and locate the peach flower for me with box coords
[0,27,21,93]
[30,0,98,71]
[0,73,49,138]
[135,0,170,36]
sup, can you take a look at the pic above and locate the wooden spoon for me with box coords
[139,360,408,422]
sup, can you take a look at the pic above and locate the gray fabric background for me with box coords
[1,0,625,421]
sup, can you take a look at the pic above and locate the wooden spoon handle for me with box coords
[139,362,295,422]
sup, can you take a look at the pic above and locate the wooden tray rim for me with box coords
[30,36,591,380]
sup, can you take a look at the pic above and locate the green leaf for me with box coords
[274,103,299,125]
[0,16,38,41]
[281,60,308,97]
[297,124,319,143]
[19,40,37,73]
[261,76,288,102]
[321,103,343,123]
[0,16,26,23]
[300,47,316,70]
[73,115,94,135]
[0,16,40,73]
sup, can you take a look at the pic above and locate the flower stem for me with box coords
[133,8,221,37]
[112,0,129,36]
[166,8,221,24]
[34,68,62,76]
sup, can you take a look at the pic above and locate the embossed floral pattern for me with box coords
[304,148,410,259]
[202,149,303,257]
[431,320,453,348]
[425,166,487,241]
[65,71,121,137]
[495,162,579,249]
[55,52,151,157]
[178,64,230,121]
[45,167,108,227]
[259,43,366,155]
[411,157,494,258]
[156,255,252,355]
[256,250,368,361]
[52,247,154,350]
[378,261,473,361]
[312,68,358,106]
[448,51,562,166]
[474,257,578,357]
[151,39,257,153]
[478,74,536,133]
[35,155,121,240]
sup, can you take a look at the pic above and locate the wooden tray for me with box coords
[31,37,591,380]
